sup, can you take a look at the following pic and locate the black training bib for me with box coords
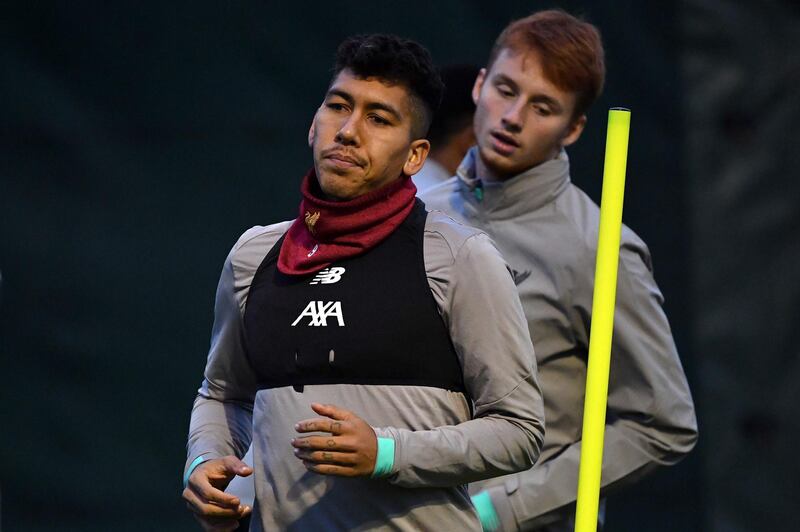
[243,200,464,392]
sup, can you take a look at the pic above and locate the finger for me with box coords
[302,459,360,477]
[188,474,242,510]
[291,435,356,452]
[295,417,347,435]
[294,448,358,466]
[310,402,352,421]
[193,456,252,494]
[221,455,253,477]
[185,496,248,532]
[183,486,250,519]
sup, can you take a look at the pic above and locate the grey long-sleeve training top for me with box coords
[185,209,545,531]
[420,148,698,531]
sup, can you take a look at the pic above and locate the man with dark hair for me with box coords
[421,10,698,531]
[182,33,544,531]
[331,34,442,139]
[412,64,479,192]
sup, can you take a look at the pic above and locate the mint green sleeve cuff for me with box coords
[472,490,501,531]
[183,455,206,488]
[371,437,396,478]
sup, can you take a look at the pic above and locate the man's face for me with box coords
[309,69,429,201]
[472,48,586,180]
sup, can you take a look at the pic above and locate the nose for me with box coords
[501,98,525,133]
[334,114,360,146]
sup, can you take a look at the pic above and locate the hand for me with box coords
[292,402,378,477]
[182,455,253,531]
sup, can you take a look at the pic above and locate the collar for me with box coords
[456,146,571,219]
[277,169,417,276]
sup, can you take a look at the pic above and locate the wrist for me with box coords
[472,490,501,531]
[183,455,206,488]
[371,435,396,478]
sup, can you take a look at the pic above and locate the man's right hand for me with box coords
[183,455,253,531]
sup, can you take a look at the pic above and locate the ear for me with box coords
[471,68,487,105]
[403,139,431,176]
[307,118,316,148]
[561,114,587,148]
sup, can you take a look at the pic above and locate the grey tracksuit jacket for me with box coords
[185,210,545,531]
[420,148,698,531]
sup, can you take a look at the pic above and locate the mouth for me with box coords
[322,150,363,169]
[489,130,520,156]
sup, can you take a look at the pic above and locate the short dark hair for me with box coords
[427,64,479,148]
[487,9,605,118]
[333,34,444,139]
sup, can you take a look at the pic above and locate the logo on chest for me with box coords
[290,268,347,327]
[310,267,346,285]
[291,301,345,327]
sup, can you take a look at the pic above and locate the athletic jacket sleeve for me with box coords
[373,225,546,488]
[484,237,698,529]
[184,227,277,479]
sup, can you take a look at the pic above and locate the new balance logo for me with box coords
[511,268,532,286]
[310,267,346,285]
[291,301,345,327]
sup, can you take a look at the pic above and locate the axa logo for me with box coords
[291,301,345,327]
[310,267,345,285]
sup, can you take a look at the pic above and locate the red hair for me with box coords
[487,10,605,118]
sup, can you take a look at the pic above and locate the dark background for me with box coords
[1,1,797,530]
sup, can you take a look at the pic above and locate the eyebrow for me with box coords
[325,88,403,122]
[492,73,564,113]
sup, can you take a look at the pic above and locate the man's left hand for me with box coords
[292,402,378,477]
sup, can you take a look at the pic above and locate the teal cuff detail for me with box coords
[371,437,395,478]
[183,455,206,488]
[472,491,501,531]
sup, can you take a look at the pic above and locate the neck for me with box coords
[476,149,563,183]
[475,152,507,183]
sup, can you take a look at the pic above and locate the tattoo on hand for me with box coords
[331,421,342,433]
[327,439,336,448]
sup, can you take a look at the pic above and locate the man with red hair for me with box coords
[421,10,698,531]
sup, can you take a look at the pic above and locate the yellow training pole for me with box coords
[574,108,631,532]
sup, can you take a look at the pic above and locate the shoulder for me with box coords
[423,209,508,292]
[423,209,493,264]
[228,220,294,274]
[554,184,601,249]
[421,209,514,320]
[555,184,655,284]
[556,184,651,262]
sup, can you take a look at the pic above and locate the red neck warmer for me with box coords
[277,169,417,276]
